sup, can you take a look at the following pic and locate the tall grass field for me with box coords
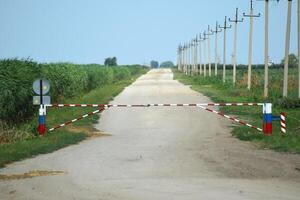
[0,59,148,167]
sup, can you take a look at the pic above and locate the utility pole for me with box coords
[205,26,214,76]
[219,16,232,83]
[283,0,293,97]
[229,8,244,86]
[182,44,185,72]
[211,21,222,76]
[244,0,261,90]
[190,40,193,75]
[298,0,300,98]
[188,42,191,75]
[183,44,187,74]
[193,37,198,75]
[258,0,279,98]
[203,31,208,77]
[190,41,193,76]
[198,33,203,75]
[179,44,183,71]
[186,43,189,75]
[195,34,201,75]
[177,45,179,70]
[186,42,189,75]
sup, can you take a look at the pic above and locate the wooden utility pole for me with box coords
[298,0,300,98]
[244,0,261,90]
[283,0,293,97]
[211,21,222,76]
[203,31,208,77]
[205,26,214,76]
[219,16,232,83]
[229,8,244,86]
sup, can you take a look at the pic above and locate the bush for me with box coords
[84,66,114,90]
[276,98,300,109]
[112,67,130,82]
[0,120,33,144]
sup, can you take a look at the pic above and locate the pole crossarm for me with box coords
[211,21,222,34]
[244,0,261,18]
[229,8,244,23]
[204,25,214,37]
[202,31,208,40]
[219,16,232,30]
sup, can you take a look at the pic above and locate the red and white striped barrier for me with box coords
[280,112,286,134]
[48,103,262,132]
[47,103,264,108]
[196,105,262,132]
[49,107,106,132]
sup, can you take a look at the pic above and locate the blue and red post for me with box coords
[263,103,272,135]
[38,105,46,135]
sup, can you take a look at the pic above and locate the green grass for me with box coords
[0,69,148,168]
[0,131,86,168]
[173,68,300,153]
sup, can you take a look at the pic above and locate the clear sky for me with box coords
[0,0,298,65]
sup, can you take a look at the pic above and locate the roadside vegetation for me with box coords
[0,59,148,167]
[174,67,300,153]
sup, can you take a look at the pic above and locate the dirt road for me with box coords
[1,69,299,199]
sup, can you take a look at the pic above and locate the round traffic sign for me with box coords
[33,78,50,95]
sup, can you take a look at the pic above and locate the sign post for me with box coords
[33,78,50,136]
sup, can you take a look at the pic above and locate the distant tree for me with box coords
[281,53,298,67]
[150,60,159,68]
[160,61,174,68]
[104,57,118,66]
[104,58,110,66]
[111,57,117,66]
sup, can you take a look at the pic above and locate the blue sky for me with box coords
[0,0,298,65]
